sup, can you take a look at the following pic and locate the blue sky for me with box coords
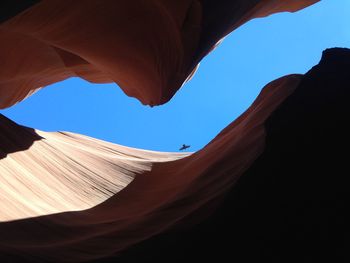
[1,0,350,152]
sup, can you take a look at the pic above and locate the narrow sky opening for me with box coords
[1,0,349,152]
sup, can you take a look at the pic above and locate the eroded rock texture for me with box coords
[0,0,317,107]
[1,1,348,263]
[0,73,300,262]
[114,48,350,263]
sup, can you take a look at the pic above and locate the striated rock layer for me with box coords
[1,1,347,262]
[0,0,318,108]
[0,115,187,221]
[114,48,350,263]
[0,73,300,261]
[1,48,349,262]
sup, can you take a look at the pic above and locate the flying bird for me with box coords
[179,144,190,151]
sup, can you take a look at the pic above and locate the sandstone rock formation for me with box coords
[0,72,300,262]
[0,0,317,108]
[2,1,348,262]
[115,48,350,263]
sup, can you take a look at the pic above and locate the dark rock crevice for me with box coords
[0,0,40,24]
[104,48,349,262]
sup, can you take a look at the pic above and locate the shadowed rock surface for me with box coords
[1,1,348,262]
[109,48,350,263]
[0,0,317,108]
[0,73,300,261]
[1,49,349,262]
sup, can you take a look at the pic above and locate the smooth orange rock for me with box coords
[0,0,317,108]
[0,74,301,261]
[0,1,320,261]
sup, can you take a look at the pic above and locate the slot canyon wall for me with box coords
[1,1,348,262]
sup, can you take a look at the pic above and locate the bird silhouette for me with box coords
[179,144,190,151]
